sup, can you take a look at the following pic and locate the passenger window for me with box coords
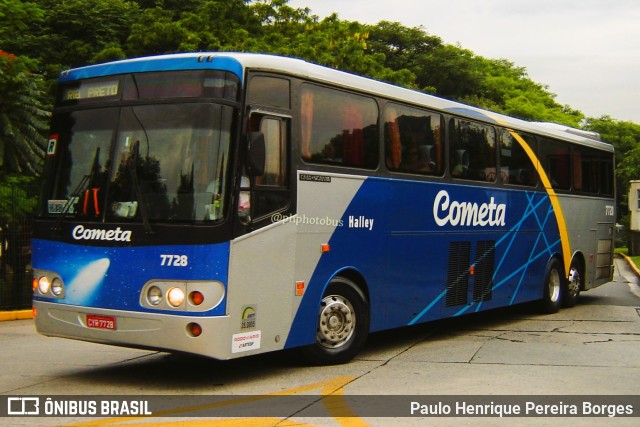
[449,119,496,182]
[572,145,599,194]
[600,154,614,196]
[300,84,378,169]
[539,138,570,190]
[384,103,443,175]
[499,129,538,187]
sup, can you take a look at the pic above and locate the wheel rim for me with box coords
[317,294,356,349]
[548,269,561,303]
[567,267,580,297]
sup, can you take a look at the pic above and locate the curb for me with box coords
[620,252,640,277]
[0,309,33,322]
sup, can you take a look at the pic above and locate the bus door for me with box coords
[226,111,298,356]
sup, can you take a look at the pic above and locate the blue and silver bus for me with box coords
[32,53,615,364]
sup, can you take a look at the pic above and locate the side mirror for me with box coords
[248,132,265,177]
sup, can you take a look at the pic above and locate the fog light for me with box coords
[189,291,204,306]
[38,277,51,295]
[167,287,185,307]
[187,322,202,337]
[147,286,162,306]
[51,278,64,296]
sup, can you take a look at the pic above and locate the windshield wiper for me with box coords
[53,147,101,232]
[129,140,154,235]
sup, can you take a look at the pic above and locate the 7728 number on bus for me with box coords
[160,254,189,267]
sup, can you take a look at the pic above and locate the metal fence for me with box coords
[1,183,37,311]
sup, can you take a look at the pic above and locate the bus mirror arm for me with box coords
[248,132,265,177]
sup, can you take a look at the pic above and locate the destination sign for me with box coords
[62,81,119,101]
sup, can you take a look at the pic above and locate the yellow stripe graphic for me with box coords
[507,129,572,277]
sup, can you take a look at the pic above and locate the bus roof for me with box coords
[59,52,612,152]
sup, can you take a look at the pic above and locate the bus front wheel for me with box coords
[541,258,563,314]
[301,277,369,365]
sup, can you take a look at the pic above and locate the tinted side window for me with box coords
[384,103,443,175]
[449,119,496,182]
[572,145,600,194]
[499,129,538,187]
[539,138,570,190]
[600,153,614,196]
[248,76,290,109]
[300,84,378,169]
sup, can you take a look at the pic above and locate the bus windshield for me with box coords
[45,102,234,223]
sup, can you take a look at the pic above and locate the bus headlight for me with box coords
[38,277,51,294]
[33,270,65,298]
[140,280,225,312]
[147,286,163,306]
[51,278,64,296]
[167,287,186,307]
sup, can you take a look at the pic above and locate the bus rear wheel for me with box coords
[301,277,369,365]
[563,261,582,308]
[540,258,563,314]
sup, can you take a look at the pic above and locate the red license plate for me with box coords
[86,314,116,330]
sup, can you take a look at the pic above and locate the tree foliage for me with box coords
[0,50,49,176]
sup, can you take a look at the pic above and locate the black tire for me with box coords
[300,277,369,365]
[540,258,563,314]
[563,260,582,308]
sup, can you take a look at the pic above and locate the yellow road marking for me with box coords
[69,375,369,427]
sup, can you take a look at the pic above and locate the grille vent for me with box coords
[446,241,470,307]
[473,240,495,302]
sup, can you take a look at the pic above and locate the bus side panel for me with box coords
[285,175,564,347]
[372,179,560,327]
[556,196,614,288]
[283,172,371,349]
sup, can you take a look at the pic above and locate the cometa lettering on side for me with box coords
[433,190,506,227]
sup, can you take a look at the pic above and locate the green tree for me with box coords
[366,21,584,125]
[8,0,139,75]
[0,51,49,176]
[0,0,44,42]
[0,176,38,220]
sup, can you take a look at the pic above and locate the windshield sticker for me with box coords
[47,135,58,156]
[48,198,77,214]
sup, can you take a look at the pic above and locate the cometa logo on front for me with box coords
[433,190,506,227]
[72,225,132,242]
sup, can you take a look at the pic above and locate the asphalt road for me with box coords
[0,256,638,426]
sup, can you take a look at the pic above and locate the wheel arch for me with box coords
[330,267,370,304]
